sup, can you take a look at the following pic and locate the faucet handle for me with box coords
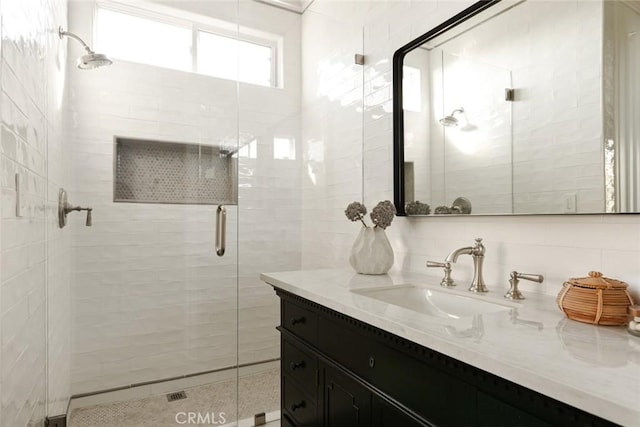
[426,260,455,287]
[504,271,544,300]
[426,261,447,268]
[511,272,543,283]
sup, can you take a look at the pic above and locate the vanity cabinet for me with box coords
[276,289,618,427]
[323,362,372,426]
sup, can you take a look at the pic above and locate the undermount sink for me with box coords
[352,285,513,319]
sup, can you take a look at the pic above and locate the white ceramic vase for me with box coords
[349,227,394,275]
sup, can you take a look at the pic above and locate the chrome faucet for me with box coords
[445,238,487,293]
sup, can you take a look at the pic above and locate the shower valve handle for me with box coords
[64,204,93,227]
[85,208,93,226]
[58,188,93,228]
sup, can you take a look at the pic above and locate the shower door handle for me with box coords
[216,205,226,257]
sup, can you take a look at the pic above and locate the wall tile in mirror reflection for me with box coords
[393,0,640,215]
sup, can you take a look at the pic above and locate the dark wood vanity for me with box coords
[276,288,618,427]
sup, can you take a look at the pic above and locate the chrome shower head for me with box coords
[439,115,459,127]
[439,108,465,127]
[77,53,113,70]
[59,26,113,70]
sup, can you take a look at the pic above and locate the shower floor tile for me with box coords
[68,367,280,427]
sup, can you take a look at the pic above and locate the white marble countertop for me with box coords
[261,268,640,426]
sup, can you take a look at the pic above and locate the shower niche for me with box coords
[114,137,237,205]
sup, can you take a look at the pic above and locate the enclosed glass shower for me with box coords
[0,0,300,425]
[63,0,301,424]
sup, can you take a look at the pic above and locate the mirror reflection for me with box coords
[394,0,639,216]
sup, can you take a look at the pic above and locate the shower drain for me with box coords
[167,391,187,402]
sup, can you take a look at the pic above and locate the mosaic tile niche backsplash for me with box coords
[114,138,237,205]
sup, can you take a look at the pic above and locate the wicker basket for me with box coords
[556,271,635,326]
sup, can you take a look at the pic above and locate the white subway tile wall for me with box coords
[300,1,365,270]
[1,0,638,425]
[300,0,640,300]
[66,0,301,395]
[1,0,71,425]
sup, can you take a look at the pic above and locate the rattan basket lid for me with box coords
[566,271,628,289]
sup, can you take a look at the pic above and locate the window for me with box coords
[273,137,295,160]
[238,139,258,159]
[403,66,422,112]
[95,3,280,87]
[198,31,273,87]
[96,8,192,72]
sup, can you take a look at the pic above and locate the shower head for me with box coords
[439,108,465,127]
[58,26,113,70]
[77,53,113,70]
[439,115,459,127]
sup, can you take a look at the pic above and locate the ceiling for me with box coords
[254,0,315,14]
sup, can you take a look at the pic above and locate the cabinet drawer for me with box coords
[283,375,318,427]
[282,300,318,345]
[283,339,318,396]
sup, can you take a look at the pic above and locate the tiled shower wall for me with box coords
[300,0,640,300]
[66,0,301,394]
[0,0,71,425]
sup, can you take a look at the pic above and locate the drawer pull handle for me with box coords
[290,316,306,326]
[369,356,375,368]
[291,401,306,412]
[290,361,306,371]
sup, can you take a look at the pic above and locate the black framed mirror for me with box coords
[393,0,640,216]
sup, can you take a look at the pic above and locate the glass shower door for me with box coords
[66,85,241,426]
[235,1,303,423]
[63,0,241,425]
